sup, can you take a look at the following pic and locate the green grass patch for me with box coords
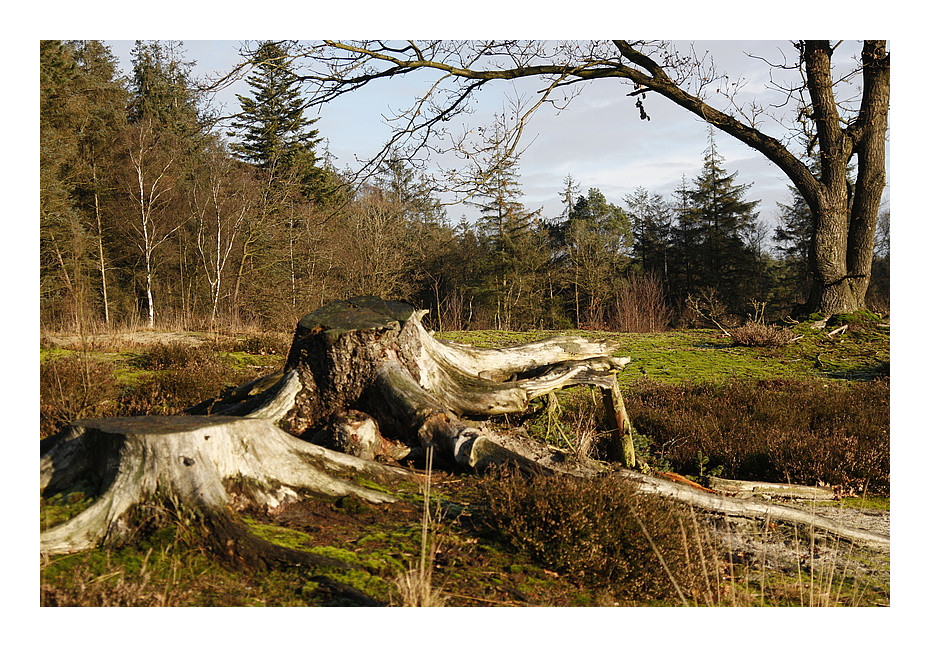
[439,324,889,385]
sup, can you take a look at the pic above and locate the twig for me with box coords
[826,324,849,337]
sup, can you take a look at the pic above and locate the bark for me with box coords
[42,296,886,565]
[40,415,414,564]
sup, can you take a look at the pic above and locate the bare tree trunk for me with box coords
[91,162,110,326]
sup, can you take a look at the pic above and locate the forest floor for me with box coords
[39,317,891,607]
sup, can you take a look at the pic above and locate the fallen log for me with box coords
[706,476,836,500]
[616,469,889,551]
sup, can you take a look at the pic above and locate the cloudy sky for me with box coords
[104,39,889,238]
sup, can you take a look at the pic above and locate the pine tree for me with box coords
[673,131,764,313]
[230,41,326,200]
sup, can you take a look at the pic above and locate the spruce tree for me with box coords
[773,184,814,303]
[674,131,763,313]
[230,41,325,199]
[468,140,545,329]
[624,186,673,279]
[128,40,201,138]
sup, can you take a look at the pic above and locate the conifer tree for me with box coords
[673,131,764,313]
[625,186,673,279]
[468,131,544,329]
[773,184,814,304]
[230,41,325,200]
[128,41,201,138]
[564,188,632,326]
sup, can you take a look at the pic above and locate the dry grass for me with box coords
[39,339,275,437]
[730,321,797,347]
[393,447,447,607]
[40,547,182,607]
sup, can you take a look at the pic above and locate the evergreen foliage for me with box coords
[229,41,329,202]
[38,41,889,333]
[667,132,766,314]
[128,41,201,137]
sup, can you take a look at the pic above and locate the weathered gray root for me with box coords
[404,309,630,417]
[706,476,836,500]
[40,416,416,558]
[190,301,635,469]
[616,469,890,552]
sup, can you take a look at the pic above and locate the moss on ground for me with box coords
[39,325,891,606]
[438,324,889,385]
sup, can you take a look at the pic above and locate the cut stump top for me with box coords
[296,296,416,338]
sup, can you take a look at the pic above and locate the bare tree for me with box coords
[282,40,888,315]
[190,147,253,326]
[121,120,187,327]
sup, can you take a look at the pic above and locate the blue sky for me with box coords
[104,39,890,237]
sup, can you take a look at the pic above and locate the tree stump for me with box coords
[41,296,888,562]
[41,296,634,562]
[40,415,415,566]
[201,295,635,471]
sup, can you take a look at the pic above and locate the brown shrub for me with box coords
[625,378,890,494]
[730,322,797,347]
[40,356,121,438]
[610,272,671,333]
[478,470,725,604]
[40,344,268,436]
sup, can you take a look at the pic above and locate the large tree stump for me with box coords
[202,296,635,471]
[41,296,633,562]
[41,296,888,563]
[40,415,415,566]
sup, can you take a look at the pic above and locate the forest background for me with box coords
[39,39,892,335]
[18,2,928,638]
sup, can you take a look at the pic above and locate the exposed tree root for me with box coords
[40,296,888,568]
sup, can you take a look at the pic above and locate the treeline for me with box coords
[40,40,889,334]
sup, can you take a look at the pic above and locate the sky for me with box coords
[103,39,890,238]
[14,16,925,632]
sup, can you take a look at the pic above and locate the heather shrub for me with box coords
[209,333,291,356]
[625,378,890,493]
[730,321,796,347]
[129,342,217,371]
[478,470,723,604]
[40,355,120,438]
[234,333,291,356]
[41,344,266,435]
